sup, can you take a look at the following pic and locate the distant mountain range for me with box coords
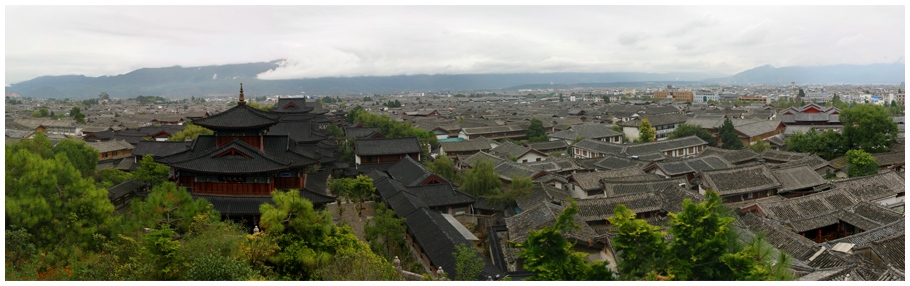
[5,60,904,99]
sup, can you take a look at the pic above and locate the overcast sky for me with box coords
[4,5,905,85]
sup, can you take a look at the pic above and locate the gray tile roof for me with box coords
[761,149,810,163]
[771,165,827,192]
[354,137,422,156]
[601,177,688,198]
[491,141,534,158]
[504,202,600,244]
[740,213,820,261]
[697,146,760,165]
[493,160,546,181]
[651,155,733,176]
[387,156,435,186]
[458,151,504,168]
[526,140,568,152]
[440,137,492,153]
[192,104,280,130]
[700,164,781,196]
[159,135,318,173]
[569,167,647,191]
[85,139,134,153]
[830,171,905,201]
[756,189,859,223]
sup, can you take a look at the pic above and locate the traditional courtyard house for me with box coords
[498,202,608,273]
[751,188,903,245]
[696,146,762,165]
[82,128,116,142]
[770,165,829,198]
[15,118,81,137]
[490,141,548,163]
[524,156,585,176]
[696,164,782,203]
[459,124,528,140]
[354,137,422,167]
[760,149,811,165]
[152,85,335,220]
[86,139,135,168]
[828,171,905,209]
[775,154,837,177]
[618,113,688,141]
[492,160,551,186]
[571,139,625,159]
[456,151,505,170]
[344,127,383,139]
[526,140,569,154]
[779,103,842,127]
[567,166,651,198]
[828,151,905,178]
[404,109,440,117]
[548,124,624,144]
[150,116,185,125]
[367,170,502,280]
[599,177,690,198]
[439,137,493,157]
[643,155,733,182]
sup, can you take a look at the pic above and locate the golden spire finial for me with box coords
[238,83,246,105]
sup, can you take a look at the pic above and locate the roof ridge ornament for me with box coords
[238,83,246,106]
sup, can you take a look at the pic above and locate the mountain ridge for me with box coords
[5,61,904,99]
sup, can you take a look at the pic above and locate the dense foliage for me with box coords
[845,149,879,177]
[840,104,898,153]
[668,123,717,146]
[346,105,438,157]
[636,118,656,143]
[719,118,744,150]
[608,191,793,281]
[527,118,549,142]
[514,198,615,281]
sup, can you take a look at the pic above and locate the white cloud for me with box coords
[4,5,905,84]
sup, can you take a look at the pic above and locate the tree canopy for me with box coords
[845,149,879,178]
[636,119,656,143]
[6,145,114,250]
[133,154,170,186]
[460,160,502,197]
[840,104,898,153]
[719,118,744,150]
[514,198,615,281]
[527,118,549,142]
[168,123,214,141]
[668,123,717,146]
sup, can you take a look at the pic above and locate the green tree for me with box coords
[460,160,502,197]
[70,106,86,123]
[94,168,134,189]
[602,95,610,103]
[608,204,669,280]
[364,203,407,261]
[483,175,533,206]
[797,88,805,98]
[427,155,460,185]
[840,104,898,153]
[527,118,549,142]
[5,148,114,250]
[668,123,717,146]
[666,191,735,280]
[9,132,54,159]
[453,243,484,281]
[748,140,772,153]
[130,182,220,235]
[326,124,344,138]
[259,189,394,280]
[719,118,743,150]
[328,175,376,214]
[133,154,170,186]
[32,107,50,118]
[52,138,99,177]
[845,149,879,178]
[636,118,656,143]
[720,233,793,281]
[513,198,615,281]
[168,123,214,141]
[559,94,565,102]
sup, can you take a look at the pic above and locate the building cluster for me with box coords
[3,82,904,281]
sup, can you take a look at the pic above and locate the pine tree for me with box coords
[719,118,743,150]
